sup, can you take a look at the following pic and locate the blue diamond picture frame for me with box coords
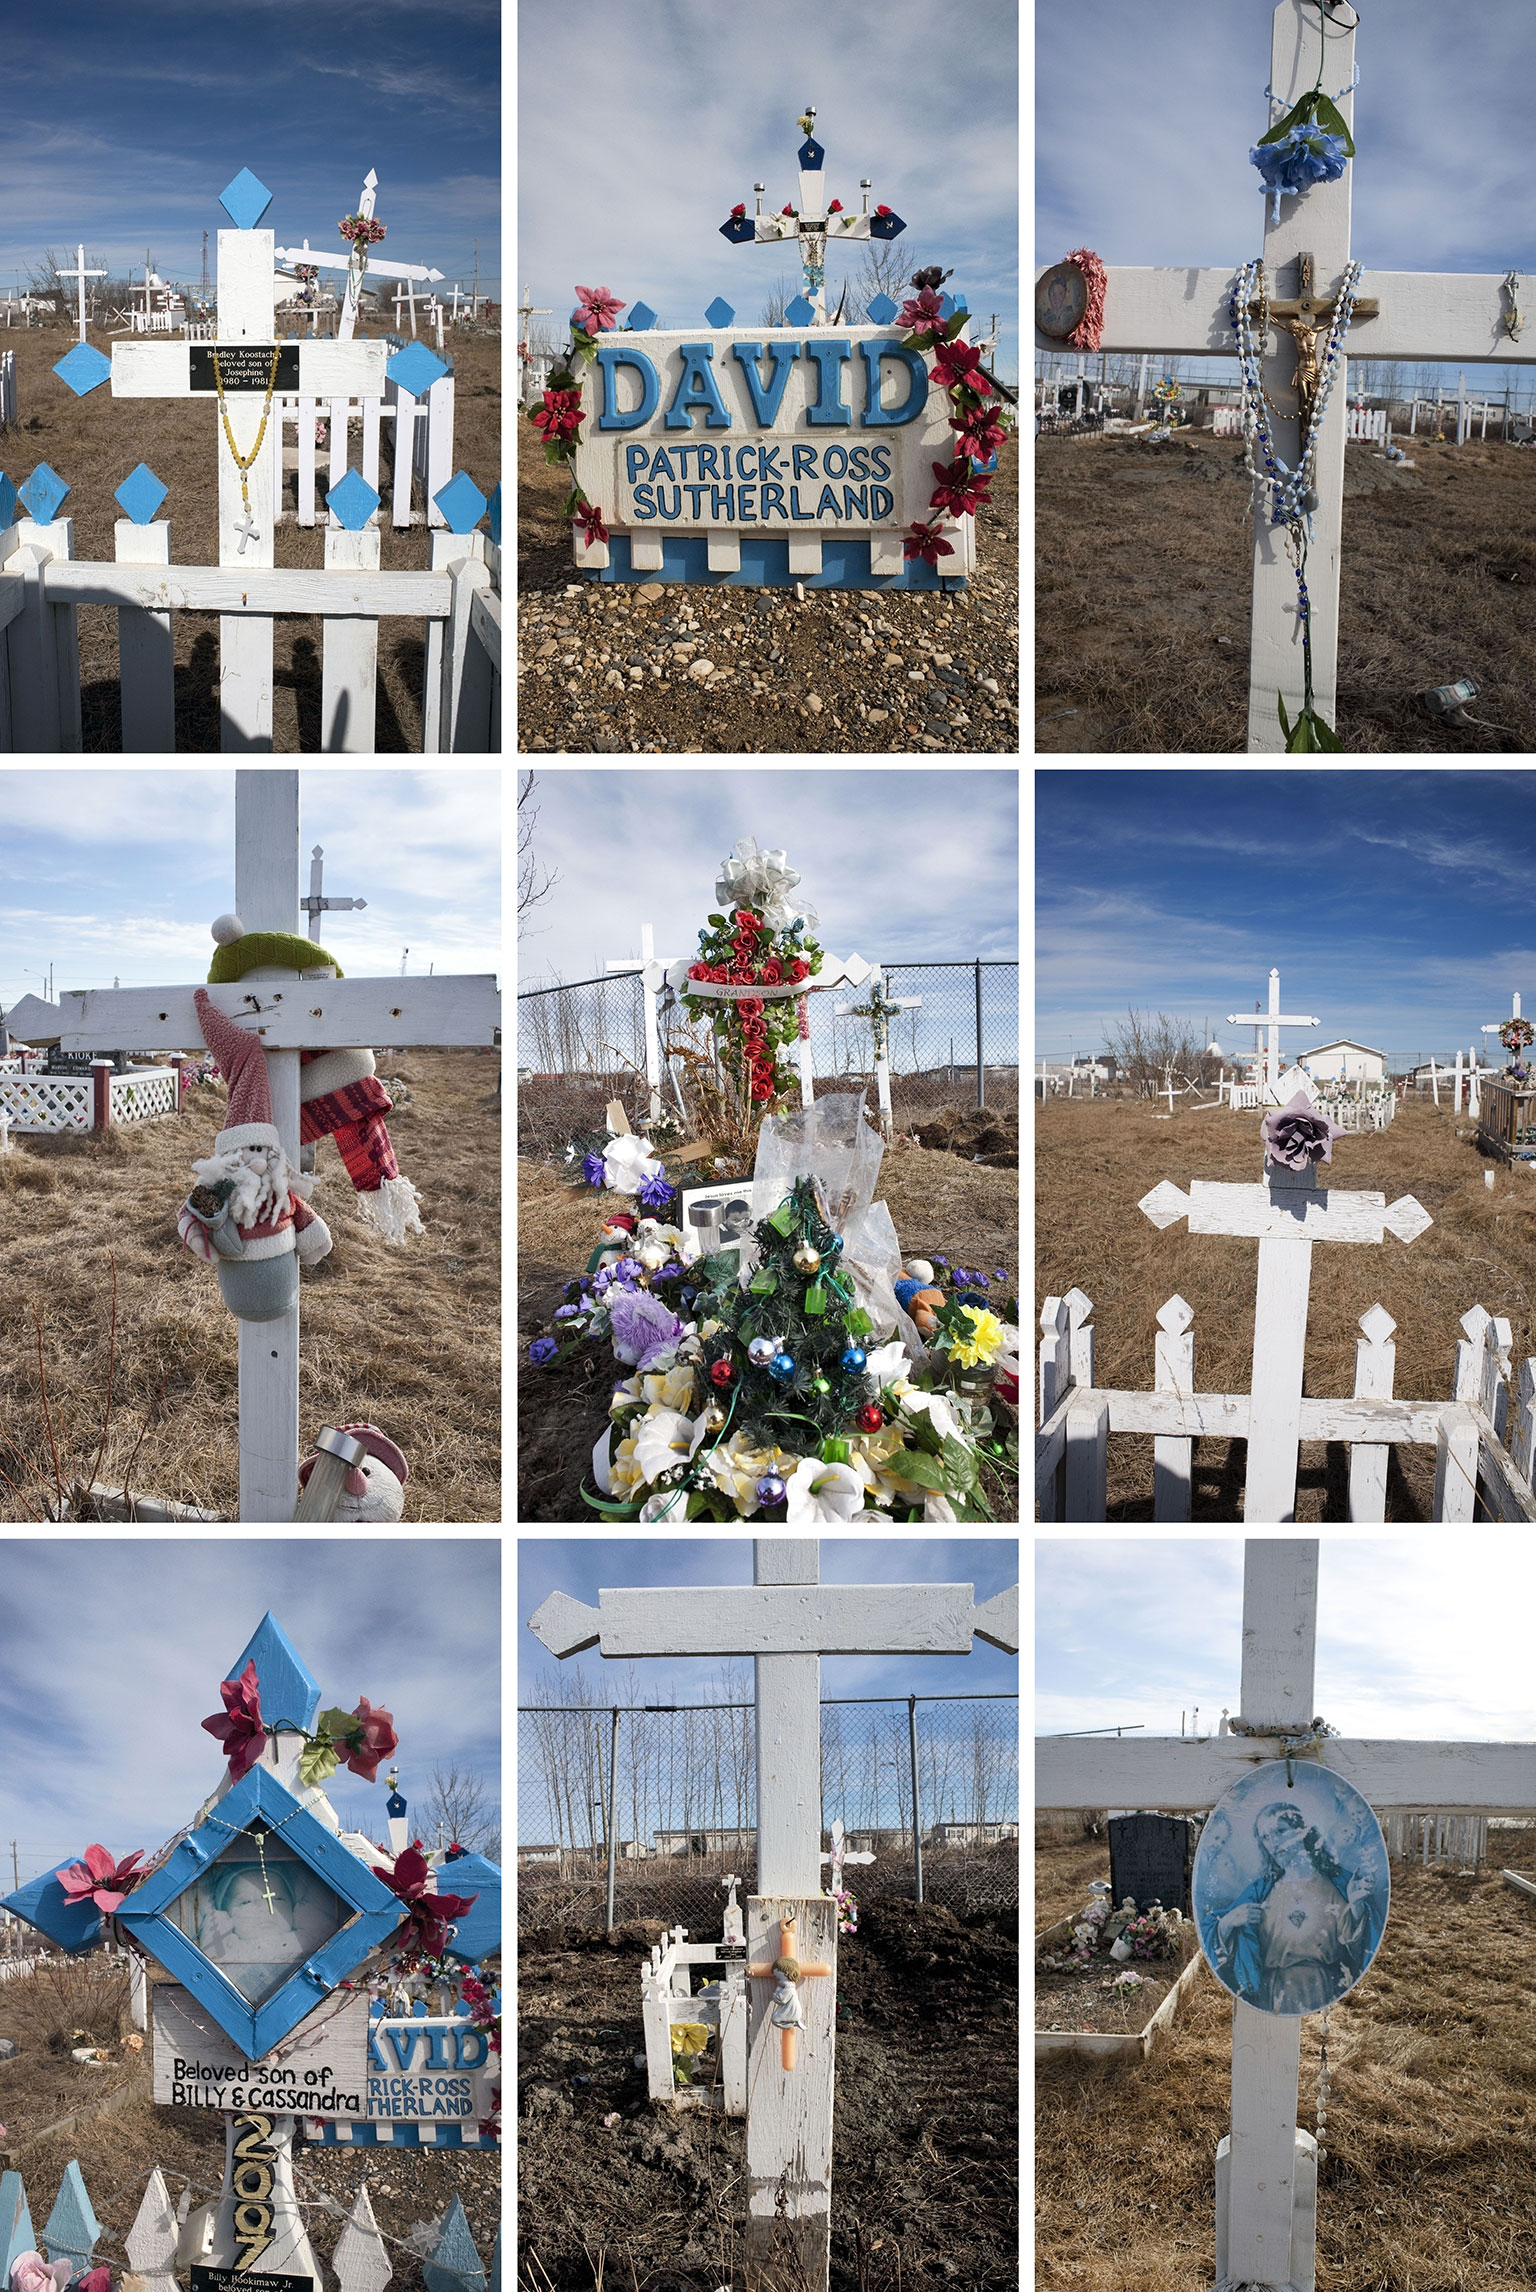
[115,1765,403,2056]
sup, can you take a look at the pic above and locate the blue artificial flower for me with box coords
[993,1267,1008,1281]
[528,1337,558,1365]
[582,1152,607,1188]
[972,1273,991,1288]
[1250,122,1348,222]
[636,1171,678,1213]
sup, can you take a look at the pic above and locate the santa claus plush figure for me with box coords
[297,1423,408,1522]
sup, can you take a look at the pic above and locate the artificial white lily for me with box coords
[922,1492,959,1523]
[784,1457,866,1524]
[639,1486,692,1523]
[900,1388,960,1443]
[632,1406,698,1487]
[863,1338,911,1385]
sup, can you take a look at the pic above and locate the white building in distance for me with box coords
[1300,1038,1388,1083]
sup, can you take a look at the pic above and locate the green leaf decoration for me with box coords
[803,1281,827,1316]
[1279,692,1343,752]
[707,913,728,927]
[298,1740,339,1787]
[940,1434,981,1489]
[580,1483,649,1518]
[1256,91,1320,146]
[315,1706,358,1742]
[893,1448,949,1492]
[942,311,969,339]
[1311,94,1355,155]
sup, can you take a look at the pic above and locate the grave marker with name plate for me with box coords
[1109,1811,1197,1916]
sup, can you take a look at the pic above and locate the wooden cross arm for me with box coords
[526,1581,1021,1660]
[112,339,389,398]
[747,1958,832,1979]
[1038,1733,1536,1813]
[54,975,501,1053]
[1139,1177,1432,1245]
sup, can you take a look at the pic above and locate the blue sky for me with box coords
[1036,769,1536,1068]
[520,0,1019,383]
[518,1538,1020,1707]
[517,768,1019,1078]
[1037,1539,1536,1741]
[0,1540,500,1890]
[0,769,500,1015]
[2,1,499,313]
[1037,0,1536,402]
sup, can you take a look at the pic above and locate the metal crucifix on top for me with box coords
[719,106,907,325]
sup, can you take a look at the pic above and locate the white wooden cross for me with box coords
[834,972,921,1143]
[818,1818,874,1897]
[77,167,392,751]
[528,1539,1018,2292]
[1480,988,1524,1063]
[41,769,499,1522]
[518,284,552,408]
[1226,968,1320,1103]
[722,107,906,325]
[651,948,879,1115]
[1039,1,1536,750]
[1038,1540,1533,2291]
[605,923,680,1125]
[275,171,445,344]
[303,844,367,941]
[1140,1155,1432,1521]
[59,244,105,344]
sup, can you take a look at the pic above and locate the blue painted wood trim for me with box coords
[0,2172,35,2285]
[225,1613,321,1728]
[585,535,967,591]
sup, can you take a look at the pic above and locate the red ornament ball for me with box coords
[710,1359,736,1387]
[855,1403,884,1433]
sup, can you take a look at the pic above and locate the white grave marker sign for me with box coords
[152,1985,370,2113]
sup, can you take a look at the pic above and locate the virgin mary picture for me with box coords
[1192,1762,1389,2016]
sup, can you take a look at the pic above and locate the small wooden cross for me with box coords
[59,243,106,345]
[1246,252,1380,427]
[835,971,920,1141]
[746,1914,832,2072]
[818,1819,874,1896]
[1225,968,1320,1102]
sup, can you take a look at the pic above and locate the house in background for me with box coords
[1300,1038,1388,1084]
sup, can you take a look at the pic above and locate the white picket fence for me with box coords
[0,509,500,753]
[1346,405,1388,442]
[0,349,15,431]
[640,1923,748,2116]
[0,2157,496,2292]
[0,1065,179,1134]
[1211,405,1244,438]
[1386,1811,1489,1867]
[1037,1289,1536,1524]
[0,1952,41,1982]
[274,352,454,530]
[1313,1091,1396,1131]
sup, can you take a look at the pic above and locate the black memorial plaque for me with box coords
[188,345,301,393]
[192,2270,312,2292]
[1108,1812,1195,1915]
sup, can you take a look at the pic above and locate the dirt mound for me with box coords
[905,1103,1020,1164]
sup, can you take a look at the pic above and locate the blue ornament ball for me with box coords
[755,1472,787,1507]
[770,1350,797,1382]
[840,1345,867,1373]
[827,1234,843,1254]
[748,1335,778,1368]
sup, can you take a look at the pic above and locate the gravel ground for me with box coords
[516,434,1020,755]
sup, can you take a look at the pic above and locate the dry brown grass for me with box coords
[0,1052,499,1520]
[1036,430,1536,753]
[1036,1092,1536,1519]
[1036,1833,1536,2292]
[1,325,500,750]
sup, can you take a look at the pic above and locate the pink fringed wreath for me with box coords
[1063,248,1107,352]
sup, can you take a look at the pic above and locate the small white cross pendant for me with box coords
[234,509,260,555]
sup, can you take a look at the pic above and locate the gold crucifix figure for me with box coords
[1247,252,1379,427]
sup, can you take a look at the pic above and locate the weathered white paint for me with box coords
[1037,1730,1536,1813]
[1153,1294,1195,1522]
[746,1896,837,2290]
[58,245,106,344]
[1348,1303,1396,1522]
[39,559,446,616]
[151,1986,370,2108]
[527,1580,1017,1660]
[55,972,499,1052]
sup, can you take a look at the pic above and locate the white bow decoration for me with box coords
[715,837,819,933]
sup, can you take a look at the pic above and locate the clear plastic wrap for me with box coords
[749,1094,927,1364]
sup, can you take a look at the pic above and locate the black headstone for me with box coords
[1108,1812,1195,1916]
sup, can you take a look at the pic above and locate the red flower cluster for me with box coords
[372,1842,479,1959]
[201,1659,266,1780]
[950,405,1009,464]
[903,520,956,568]
[573,499,610,548]
[929,457,994,517]
[929,337,997,398]
[531,387,584,446]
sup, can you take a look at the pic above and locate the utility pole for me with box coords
[472,239,479,317]
[10,1841,18,1889]
[399,948,409,976]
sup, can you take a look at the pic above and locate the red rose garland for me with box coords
[682,901,824,1115]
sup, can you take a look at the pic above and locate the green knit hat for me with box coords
[207,916,345,983]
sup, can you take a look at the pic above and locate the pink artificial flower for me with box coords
[338,1697,398,1784]
[573,285,626,334]
[372,1842,478,1958]
[902,520,956,568]
[10,2257,70,2292]
[949,409,1008,463]
[897,287,945,331]
[58,1844,146,1916]
[573,500,610,549]
[200,1658,266,1780]
[78,2271,111,2292]
[928,457,994,518]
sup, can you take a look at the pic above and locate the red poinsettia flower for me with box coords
[201,1659,266,1780]
[950,409,1008,463]
[897,287,945,332]
[929,457,994,518]
[59,1844,146,1916]
[338,1697,398,1784]
[903,520,956,568]
[730,203,747,218]
[759,956,784,985]
[573,499,610,548]
[929,338,996,397]
[372,1842,479,1957]
[530,388,584,445]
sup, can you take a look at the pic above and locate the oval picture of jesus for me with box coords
[1193,1761,1388,2016]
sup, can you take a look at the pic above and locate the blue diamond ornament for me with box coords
[53,342,111,398]
[220,168,274,229]
[785,294,816,327]
[386,340,450,399]
[327,468,381,531]
[629,301,658,331]
[866,294,899,325]
[433,471,488,534]
[114,463,168,525]
[228,1611,322,1727]
[705,296,736,329]
[487,481,502,548]
[18,465,70,524]
[434,1849,501,1965]
[1,1859,116,1954]
[0,473,17,531]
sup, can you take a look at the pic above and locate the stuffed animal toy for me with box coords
[297,1424,408,1521]
[586,1211,638,1275]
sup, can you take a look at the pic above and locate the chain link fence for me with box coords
[516,960,1020,1158]
[517,1694,1018,1933]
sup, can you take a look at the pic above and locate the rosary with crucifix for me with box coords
[210,343,282,555]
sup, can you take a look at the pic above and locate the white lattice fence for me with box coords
[110,1067,178,1120]
[0,1074,93,1131]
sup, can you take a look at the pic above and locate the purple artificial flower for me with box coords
[636,1171,678,1213]
[932,1255,948,1268]
[608,1287,686,1371]
[993,1267,1008,1281]
[953,1268,970,1285]
[554,1303,582,1320]
[582,1152,607,1187]
[528,1337,558,1365]
[972,1273,991,1287]
[1261,1090,1346,1171]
